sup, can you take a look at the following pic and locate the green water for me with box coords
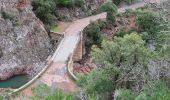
[0,74,29,89]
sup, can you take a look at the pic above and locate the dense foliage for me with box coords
[32,0,56,27]
[101,1,118,23]
[116,80,170,100]
[137,10,163,40]
[78,2,170,99]
[31,84,74,100]
[32,0,85,27]
[83,21,104,53]
[78,33,152,98]
[112,0,136,5]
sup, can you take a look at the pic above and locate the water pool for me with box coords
[0,74,29,89]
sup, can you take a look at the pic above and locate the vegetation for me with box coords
[32,0,85,28]
[31,84,74,100]
[50,25,60,32]
[1,10,15,20]
[137,10,163,41]
[78,1,170,99]
[112,0,136,5]
[116,80,170,100]
[77,33,153,98]
[32,0,56,27]
[83,21,104,53]
[101,1,118,24]
[54,0,74,7]
[54,0,85,8]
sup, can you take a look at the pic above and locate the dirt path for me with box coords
[21,1,159,97]
[56,21,72,33]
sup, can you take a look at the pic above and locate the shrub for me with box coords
[137,10,162,40]
[112,0,136,5]
[125,0,134,4]
[101,1,118,23]
[75,0,85,8]
[115,31,129,37]
[98,19,107,29]
[83,22,103,48]
[31,84,74,100]
[106,13,116,23]
[32,0,56,26]
[54,0,74,7]
[1,10,15,20]
[115,89,135,100]
[112,0,122,5]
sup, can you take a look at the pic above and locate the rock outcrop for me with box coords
[0,0,51,80]
[56,0,106,20]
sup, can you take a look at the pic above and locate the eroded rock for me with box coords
[0,0,51,80]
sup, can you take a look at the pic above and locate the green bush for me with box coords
[54,0,74,7]
[1,10,15,20]
[74,0,85,8]
[101,1,118,23]
[97,19,107,29]
[32,0,56,26]
[31,84,74,100]
[112,0,136,5]
[125,0,134,4]
[115,31,129,37]
[136,80,170,100]
[115,89,135,100]
[54,0,84,8]
[83,22,103,49]
[137,10,162,40]
[112,0,122,5]
[106,13,116,23]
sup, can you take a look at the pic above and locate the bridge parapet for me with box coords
[72,31,84,61]
[67,31,84,81]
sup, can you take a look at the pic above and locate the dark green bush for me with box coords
[97,19,107,29]
[54,0,74,7]
[54,0,84,8]
[101,1,118,24]
[112,0,122,5]
[115,31,129,37]
[84,22,102,45]
[112,0,136,5]
[74,0,85,8]
[83,22,103,53]
[137,10,162,40]
[106,13,116,23]
[32,0,56,26]
[1,10,15,20]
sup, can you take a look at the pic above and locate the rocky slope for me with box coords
[56,0,106,20]
[0,0,51,80]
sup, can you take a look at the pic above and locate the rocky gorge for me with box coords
[0,0,51,80]
[0,0,107,81]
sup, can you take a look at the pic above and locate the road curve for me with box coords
[22,1,159,96]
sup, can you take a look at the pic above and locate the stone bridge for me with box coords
[6,1,160,97]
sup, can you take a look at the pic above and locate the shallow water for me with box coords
[0,74,29,88]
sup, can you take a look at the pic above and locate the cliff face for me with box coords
[0,0,51,80]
